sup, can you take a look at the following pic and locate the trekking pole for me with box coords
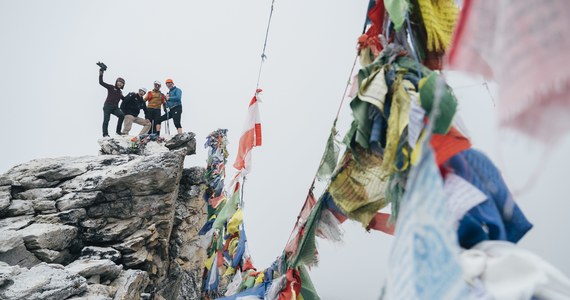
[166,106,171,135]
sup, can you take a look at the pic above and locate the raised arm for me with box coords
[98,70,114,89]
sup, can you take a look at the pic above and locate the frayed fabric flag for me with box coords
[316,125,340,182]
[299,265,321,300]
[234,90,263,174]
[290,197,323,268]
[384,0,410,30]
[328,146,389,228]
[316,208,344,242]
[381,75,414,175]
[448,0,570,143]
[266,274,288,300]
[417,0,459,52]
[418,72,457,135]
[285,192,317,257]
[442,148,533,249]
[278,269,302,300]
[385,142,469,299]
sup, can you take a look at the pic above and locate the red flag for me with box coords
[233,90,262,174]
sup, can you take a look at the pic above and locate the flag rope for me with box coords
[255,0,276,91]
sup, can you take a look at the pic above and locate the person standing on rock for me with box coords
[158,78,184,135]
[99,69,126,137]
[144,81,166,135]
[118,88,151,136]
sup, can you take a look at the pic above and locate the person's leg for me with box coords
[172,106,183,134]
[122,115,135,135]
[112,107,125,135]
[102,106,112,137]
[150,108,161,135]
[133,117,151,135]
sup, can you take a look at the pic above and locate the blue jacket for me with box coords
[166,86,182,109]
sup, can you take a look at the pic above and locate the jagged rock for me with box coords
[83,217,143,243]
[88,275,101,284]
[165,132,197,155]
[66,259,122,282]
[67,283,114,300]
[98,133,196,157]
[111,269,149,300]
[3,157,90,189]
[0,136,207,299]
[0,177,13,186]
[0,200,34,217]
[0,263,87,300]
[0,186,10,211]
[14,187,63,200]
[0,230,23,253]
[122,248,149,268]
[80,246,121,263]
[98,137,139,155]
[31,200,57,213]
[183,167,206,186]
[0,244,41,268]
[0,215,33,232]
[80,218,108,230]
[0,262,25,288]
[31,248,73,264]
[35,208,87,225]
[56,191,105,211]
[18,223,79,251]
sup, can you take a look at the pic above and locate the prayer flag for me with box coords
[233,90,263,173]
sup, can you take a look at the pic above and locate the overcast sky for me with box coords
[1,1,569,299]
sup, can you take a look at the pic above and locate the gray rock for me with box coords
[35,208,87,225]
[0,230,24,253]
[14,187,63,200]
[111,269,149,300]
[0,200,34,217]
[0,244,41,268]
[67,282,114,300]
[113,236,146,254]
[0,262,25,288]
[31,200,57,213]
[0,177,13,186]
[31,248,72,264]
[65,259,122,282]
[83,218,142,243]
[80,246,121,263]
[0,186,10,212]
[0,137,207,298]
[183,167,206,186]
[0,215,33,231]
[98,137,140,155]
[56,191,105,211]
[121,248,149,268]
[0,263,87,300]
[2,157,90,189]
[165,132,197,155]
[80,218,108,230]
[18,223,79,251]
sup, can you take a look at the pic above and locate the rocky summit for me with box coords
[0,133,208,300]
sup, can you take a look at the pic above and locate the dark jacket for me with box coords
[120,92,148,118]
[99,74,124,107]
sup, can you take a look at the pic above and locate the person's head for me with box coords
[153,80,161,91]
[138,88,147,97]
[116,77,125,89]
[165,78,174,89]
